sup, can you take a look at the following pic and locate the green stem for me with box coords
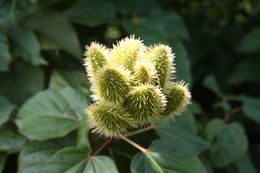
[125,125,155,137]
[92,139,112,156]
[120,136,147,153]
[10,0,17,24]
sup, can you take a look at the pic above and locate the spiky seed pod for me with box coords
[161,82,191,118]
[84,42,108,82]
[94,65,131,103]
[87,103,136,137]
[124,85,166,124]
[145,44,175,90]
[108,36,145,72]
[133,61,157,85]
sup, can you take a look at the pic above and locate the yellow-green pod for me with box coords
[145,44,175,90]
[84,42,108,82]
[124,85,166,124]
[87,103,136,137]
[94,65,131,103]
[108,35,145,72]
[161,82,191,118]
[133,61,157,85]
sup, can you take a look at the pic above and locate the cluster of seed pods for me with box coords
[84,36,191,137]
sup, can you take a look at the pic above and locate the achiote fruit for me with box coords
[84,36,191,137]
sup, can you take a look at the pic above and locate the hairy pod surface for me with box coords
[133,61,157,85]
[162,82,191,118]
[109,36,145,72]
[84,42,108,81]
[95,65,131,103]
[124,85,166,124]
[145,45,175,90]
[87,103,136,137]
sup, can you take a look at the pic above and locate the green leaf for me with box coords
[155,111,209,156]
[18,139,71,173]
[11,27,47,65]
[242,97,260,123]
[123,18,168,45]
[153,12,190,41]
[0,153,7,173]
[0,62,44,105]
[0,32,11,72]
[43,147,88,173]
[233,155,257,173]
[131,145,207,173]
[76,117,91,151]
[66,0,115,26]
[202,74,222,97]
[175,57,192,87]
[156,110,197,134]
[0,96,15,126]
[0,128,26,154]
[237,26,260,53]
[84,156,118,173]
[16,88,88,140]
[49,71,71,89]
[228,57,260,85]
[43,147,118,173]
[27,13,81,59]
[206,119,248,167]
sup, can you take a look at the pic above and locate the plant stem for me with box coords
[125,125,155,137]
[10,0,17,24]
[120,135,148,153]
[92,139,112,156]
[224,107,242,123]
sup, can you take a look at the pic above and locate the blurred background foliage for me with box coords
[0,0,260,172]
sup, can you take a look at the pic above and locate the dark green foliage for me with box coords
[0,0,259,172]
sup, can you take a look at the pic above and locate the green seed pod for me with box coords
[87,103,136,137]
[124,85,166,124]
[161,82,191,118]
[133,61,157,85]
[84,42,108,82]
[94,65,131,102]
[145,44,175,90]
[108,35,145,72]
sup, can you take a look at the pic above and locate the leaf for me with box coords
[237,26,260,53]
[27,13,81,59]
[156,110,197,134]
[11,27,47,65]
[175,57,192,87]
[42,147,88,173]
[84,156,118,173]
[18,139,71,173]
[66,0,115,26]
[131,145,207,173]
[49,70,90,94]
[0,96,15,126]
[228,57,260,85]
[0,128,26,154]
[153,12,190,41]
[0,153,7,173]
[0,62,44,105]
[16,87,88,140]
[123,18,169,45]
[233,155,257,173]
[49,71,71,89]
[202,74,222,97]
[43,147,118,173]
[155,111,209,156]
[242,97,260,123]
[206,119,248,167]
[76,118,91,150]
[0,32,11,72]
